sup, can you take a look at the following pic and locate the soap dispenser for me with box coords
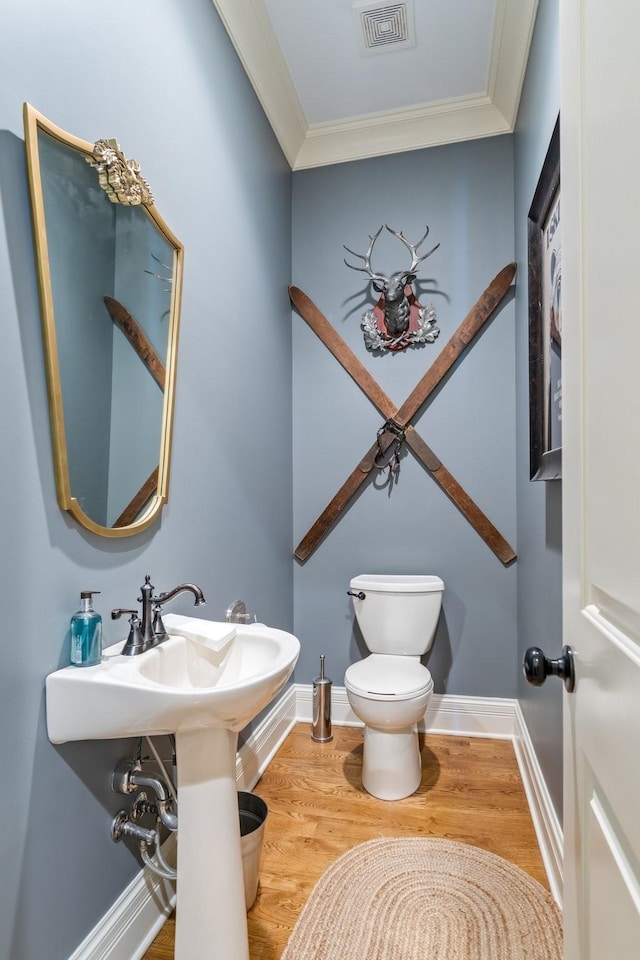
[70,591,103,666]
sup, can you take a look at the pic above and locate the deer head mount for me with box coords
[344,224,440,352]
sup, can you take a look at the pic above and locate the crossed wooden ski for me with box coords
[290,262,517,565]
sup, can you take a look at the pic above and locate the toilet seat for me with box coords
[345,655,433,702]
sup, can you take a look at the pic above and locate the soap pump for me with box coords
[70,591,103,667]
[311,654,333,742]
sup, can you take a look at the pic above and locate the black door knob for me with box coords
[523,645,575,692]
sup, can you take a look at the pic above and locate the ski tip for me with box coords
[289,285,307,308]
[294,541,311,562]
[487,263,517,299]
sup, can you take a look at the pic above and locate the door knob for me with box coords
[523,645,575,692]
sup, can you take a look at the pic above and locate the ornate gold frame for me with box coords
[23,103,184,537]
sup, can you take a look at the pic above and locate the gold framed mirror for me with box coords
[23,104,183,537]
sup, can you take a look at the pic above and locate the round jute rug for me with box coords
[280,837,562,960]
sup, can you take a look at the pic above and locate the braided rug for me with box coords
[280,837,562,960]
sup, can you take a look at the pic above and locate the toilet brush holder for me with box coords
[311,655,333,742]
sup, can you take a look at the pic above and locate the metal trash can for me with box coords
[238,791,267,910]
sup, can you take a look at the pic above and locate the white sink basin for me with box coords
[46,617,300,743]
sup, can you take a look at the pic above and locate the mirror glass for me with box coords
[23,104,183,536]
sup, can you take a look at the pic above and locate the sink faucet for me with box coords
[112,574,206,656]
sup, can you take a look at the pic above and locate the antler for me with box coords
[343,225,388,283]
[385,225,440,274]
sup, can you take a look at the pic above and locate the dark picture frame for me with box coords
[528,115,561,481]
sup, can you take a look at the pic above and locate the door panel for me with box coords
[587,792,640,959]
[561,1,640,957]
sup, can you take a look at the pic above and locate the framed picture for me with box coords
[528,115,561,481]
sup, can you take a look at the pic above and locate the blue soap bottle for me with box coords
[70,591,103,666]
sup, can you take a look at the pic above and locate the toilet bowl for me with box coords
[345,574,444,801]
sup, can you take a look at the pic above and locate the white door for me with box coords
[561,2,640,957]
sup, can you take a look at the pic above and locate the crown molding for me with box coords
[489,0,539,124]
[213,0,539,169]
[294,95,511,169]
[211,0,307,168]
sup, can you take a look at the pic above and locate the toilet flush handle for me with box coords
[347,590,366,600]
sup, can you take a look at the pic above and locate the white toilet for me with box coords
[344,574,444,801]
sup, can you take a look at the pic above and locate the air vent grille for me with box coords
[361,4,408,48]
[353,1,416,55]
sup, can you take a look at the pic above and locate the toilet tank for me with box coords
[350,574,444,656]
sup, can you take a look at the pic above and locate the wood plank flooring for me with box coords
[143,724,548,960]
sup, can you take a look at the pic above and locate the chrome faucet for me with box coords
[112,574,206,656]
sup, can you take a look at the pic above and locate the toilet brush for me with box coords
[311,655,333,742]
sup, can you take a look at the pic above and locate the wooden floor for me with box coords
[143,724,547,960]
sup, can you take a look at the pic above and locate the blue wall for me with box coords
[291,137,518,694]
[513,0,563,822]
[0,1,292,957]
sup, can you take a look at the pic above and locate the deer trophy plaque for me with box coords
[344,224,440,352]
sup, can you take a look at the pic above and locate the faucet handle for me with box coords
[226,600,256,624]
[152,604,167,643]
[112,609,146,657]
[111,608,139,620]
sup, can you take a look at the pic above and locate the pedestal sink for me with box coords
[46,615,300,960]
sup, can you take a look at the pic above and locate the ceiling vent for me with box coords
[353,1,416,56]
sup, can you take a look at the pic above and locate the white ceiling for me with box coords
[211,0,539,170]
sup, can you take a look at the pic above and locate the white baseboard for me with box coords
[424,692,518,738]
[236,683,298,791]
[294,683,518,739]
[295,681,359,726]
[512,702,564,906]
[68,834,177,960]
[75,684,562,957]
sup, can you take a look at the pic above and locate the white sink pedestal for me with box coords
[174,727,249,960]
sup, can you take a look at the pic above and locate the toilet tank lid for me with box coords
[350,574,444,593]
